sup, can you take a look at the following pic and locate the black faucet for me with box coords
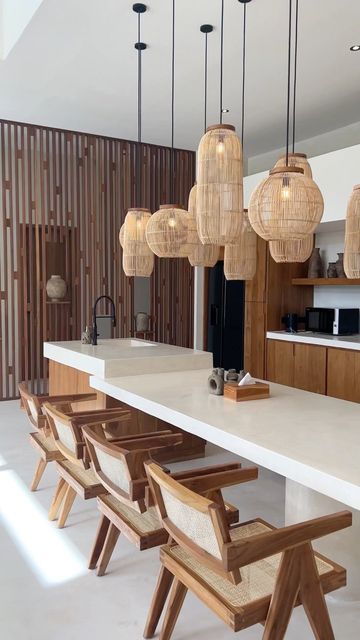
[92,295,116,346]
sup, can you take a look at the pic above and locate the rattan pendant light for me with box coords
[187,25,219,268]
[122,4,154,277]
[119,223,125,248]
[344,185,360,278]
[269,234,313,263]
[196,0,244,245]
[146,0,190,258]
[188,183,219,267]
[223,1,256,281]
[248,0,323,242]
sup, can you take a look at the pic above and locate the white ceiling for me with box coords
[0,0,359,157]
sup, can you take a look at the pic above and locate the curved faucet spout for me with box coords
[92,295,117,346]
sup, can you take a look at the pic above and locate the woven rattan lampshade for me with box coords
[224,210,257,281]
[344,185,360,278]
[269,234,313,263]
[187,184,220,267]
[196,124,244,245]
[146,205,189,258]
[248,166,324,241]
[274,153,313,179]
[122,208,154,277]
[119,224,125,248]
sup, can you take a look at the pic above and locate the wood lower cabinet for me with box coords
[327,348,360,402]
[266,340,327,394]
[266,340,294,386]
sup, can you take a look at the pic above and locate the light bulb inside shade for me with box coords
[136,218,142,229]
[281,176,290,200]
[216,139,225,155]
[168,217,176,228]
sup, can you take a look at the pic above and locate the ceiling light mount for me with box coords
[238,0,252,4]
[350,44,360,51]
[200,24,213,34]
[133,3,147,13]
[135,42,147,50]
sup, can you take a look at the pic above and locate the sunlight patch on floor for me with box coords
[0,469,86,586]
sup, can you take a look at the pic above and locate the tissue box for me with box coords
[224,381,270,402]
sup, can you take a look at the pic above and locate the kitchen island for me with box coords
[90,368,360,600]
[44,338,213,461]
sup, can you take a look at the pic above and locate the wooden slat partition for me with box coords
[0,120,195,399]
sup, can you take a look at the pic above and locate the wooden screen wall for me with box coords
[0,119,195,399]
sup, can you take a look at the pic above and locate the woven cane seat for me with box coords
[29,432,63,461]
[99,494,162,534]
[56,460,106,499]
[167,521,334,609]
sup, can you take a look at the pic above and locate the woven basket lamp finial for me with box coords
[187,184,220,267]
[123,209,154,277]
[146,205,190,258]
[248,166,324,241]
[344,185,360,278]
[196,124,244,245]
[224,210,257,280]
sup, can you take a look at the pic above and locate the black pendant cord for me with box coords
[133,3,147,208]
[285,0,293,166]
[292,0,299,153]
[204,31,208,133]
[219,0,224,123]
[170,0,175,204]
[241,1,247,149]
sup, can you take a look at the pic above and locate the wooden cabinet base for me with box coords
[48,360,206,462]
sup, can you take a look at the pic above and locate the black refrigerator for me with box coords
[206,262,245,370]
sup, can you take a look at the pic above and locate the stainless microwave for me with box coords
[305,307,360,335]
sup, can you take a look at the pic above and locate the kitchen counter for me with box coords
[267,330,360,350]
[90,368,360,510]
[43,338,213,378]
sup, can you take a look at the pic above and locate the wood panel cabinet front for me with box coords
[293,343,327,395]
[266,340,294,386]
[327,348,360,402]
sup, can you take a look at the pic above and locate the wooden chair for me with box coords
[144,462,352,640]
[19,382,99,491]
[42,402,132,528]
[83,426,252,577]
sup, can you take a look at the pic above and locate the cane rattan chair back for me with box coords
[43,402,85,467]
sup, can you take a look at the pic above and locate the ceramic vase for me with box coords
[327,262,337,278]
[135,312,149,332]
[307,248,323,278]
[46,275,67,300]
[335,252,346,278]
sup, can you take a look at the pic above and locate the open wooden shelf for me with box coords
[292,278,360,286]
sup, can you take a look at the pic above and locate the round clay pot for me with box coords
[335,253,346,278]
[135,312,149,332]
[46,275,67,300]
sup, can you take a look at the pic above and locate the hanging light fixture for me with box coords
[146,0,190,258]
[344,185,360,278]
[224,0,256,281]
[122,3,154,277]
[119,223,125,248]
[248,0,323,242]
[196,0,244,246]
[187,24,219,268]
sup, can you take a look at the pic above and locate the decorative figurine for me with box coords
[327,262,337,278]
[207,369,224,396]
[335,252,346,278]
[81,326,92,344]
[307,248,323,278]
[226,369,239,382]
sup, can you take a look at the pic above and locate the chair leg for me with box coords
[262,547,301,640]
[57,485,77,529]
[88,515,111,570]
[144,565,174,638]
[96,524,121,577]
[159,579,187,640]
[300,544,335,640]
[48,478,68,520]
[30,458,47,491]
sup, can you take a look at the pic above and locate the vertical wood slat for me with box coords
[0,119,195,399]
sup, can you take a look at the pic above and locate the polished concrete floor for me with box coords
[0,399,359,639]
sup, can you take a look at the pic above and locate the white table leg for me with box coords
[285,479,360,602]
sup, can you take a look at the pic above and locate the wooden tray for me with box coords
[224,381,270,402]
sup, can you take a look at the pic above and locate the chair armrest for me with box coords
[173,466,258,494]
[38,392,97,405]
[108,430,174,445]
[71,410,131,427]
[116,432,182,451]
[171,462,242,481]
[223,510,352,571]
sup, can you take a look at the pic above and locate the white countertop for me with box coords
[267,330,360,350]
[44,338,213,378]
[90,369,360,510]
